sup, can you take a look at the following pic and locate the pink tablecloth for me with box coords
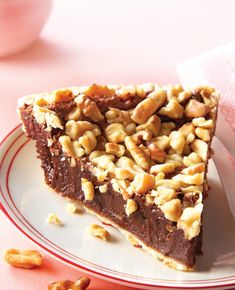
[1,0,235,289]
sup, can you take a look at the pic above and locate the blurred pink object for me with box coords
[0,0,53,57]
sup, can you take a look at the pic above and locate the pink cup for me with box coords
[0,0,53,57]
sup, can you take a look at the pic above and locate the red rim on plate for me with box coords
[0,125,235,289]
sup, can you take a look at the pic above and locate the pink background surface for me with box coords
[0,0,235,289]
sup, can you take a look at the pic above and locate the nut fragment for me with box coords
[190,139,208,162]
[67,106,82,121]
[81,178,95,201]
[78,130,97,154]
[136,115,161,136]
[125,136,150,170]
[185,99,208,118]
[173,173,204,185]
[75,94,104,122]
[48,277,91,290]
[131,173,155,195]
[125,199,138,216]
[88,224,109,241]
[105,108,132,125]
[192,117,214,128]
[52,89,74,103]
[105,123,127,143]
[65,120,98,140]
[159,122,175,136]
[151,135,170,151]
[66,202,81,214]
[158,99,184,119]
[153,186,177,206]
[183,152,202,167]
[131,89,167,124]
[146,143,166,163]
[169,131,185,155]
[195,127,210,142]
[47,213,63,225]
[179,122,195,137]
[150,163,175,174]
[125,122,136,135]
[177,204,203,240]
[4,249,42,269]
[99,184,108,193]
[160,199,182,222]
[181,163,205,175]
[84,83,115,98]
[117,85,136,100]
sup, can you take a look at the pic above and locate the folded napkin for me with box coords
[177,42,235,219]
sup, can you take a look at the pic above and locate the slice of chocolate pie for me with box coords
[17,84,218,271]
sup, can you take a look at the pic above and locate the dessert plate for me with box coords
[0,125,235,290]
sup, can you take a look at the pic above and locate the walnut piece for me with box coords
[190,139,208,162]
[105,143,125,157]
[185,99,208,118]
[47,213,63,225]
[84,83,115,97]
[125,136,150,170]
[131,173,155,195]
[136,115,161,136]
[81,178,95,201]
[4,249,42,269]
[125,199,138,216]
[158,99,184,119]
[153,186,177,206]
[160,199,182,222]
[131,89,167,124]
[105,108,132,125]
[105,123,127,143]
[177,204,203,240]
[150,163,175,174]
[48,276,91,290]
[88,224,109,241]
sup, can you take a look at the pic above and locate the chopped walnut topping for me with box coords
[150,163,175,174]
[84,83,115,97]
[131,173,155,195]
[192,117,214,128]
[52,89,74,103]
[99,184,108,193]
[183,152,202,167]
[173,173,204,185]
[136,115,161,136]
[88,224,109,241]
[160,199,182,222]
[169,131,185,155]
[195,127,211,142]
[4,249,42,269]
[75,94,104,122]
[48,277,91,290]
[190,139,208,162]
[125,199,138,216]
[158,99,184,119]
[159,122,176,136]
[105,143,125,157]
[105,108,132,125]
[153,186,177,206]
[185,99,208,118]
[81,178,95,201]
[105,123,127,143]
[131,89,167,124]
[125,136,150,170]
[79,130,97,154]
[177,204,203,240]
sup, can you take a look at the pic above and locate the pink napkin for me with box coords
[177,42,235,218]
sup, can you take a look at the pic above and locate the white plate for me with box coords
[0,125,235,290]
